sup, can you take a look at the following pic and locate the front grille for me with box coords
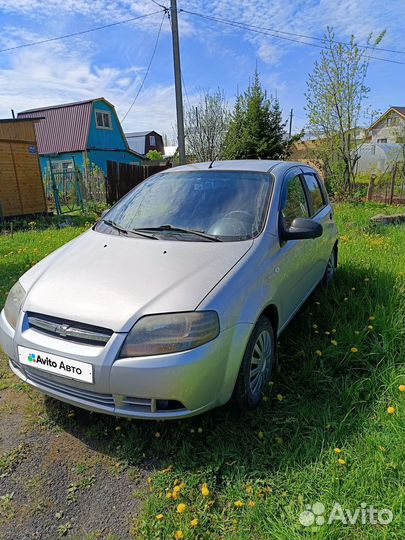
[119,396,153,413]
[26,369,115,408]
[27,312,113,346]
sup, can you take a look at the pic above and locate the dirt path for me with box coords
[0,357,148,540]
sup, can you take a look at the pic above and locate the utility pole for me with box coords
[288,108,293,140]
[170,0,186,164]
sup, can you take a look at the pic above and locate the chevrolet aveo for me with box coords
[0,160,338,419]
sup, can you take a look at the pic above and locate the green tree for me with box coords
[305,27,385,194]
[146,149,164,161]
[223,71,290,160]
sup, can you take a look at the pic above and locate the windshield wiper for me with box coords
[102,219,158,240]
[134,225,223,242]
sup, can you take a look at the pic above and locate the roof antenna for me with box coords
[208,155,218,169]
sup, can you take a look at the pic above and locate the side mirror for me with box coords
[281,217,323,241]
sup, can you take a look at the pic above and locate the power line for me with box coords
[181,9,405,65]
[121,12,166,123]
[0,10,164,53]
[181,9,405,56]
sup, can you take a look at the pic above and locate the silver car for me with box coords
[0,160,338,419]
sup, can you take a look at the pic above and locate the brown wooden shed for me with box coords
[0,118,47,218]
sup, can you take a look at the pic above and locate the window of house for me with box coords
[303,173,326,215]
[281,174,309,228]
[377,138,387,143]
[149,135,156,146]
[386,118,392,126]
[51,159,74,172]
[95,110,112,129]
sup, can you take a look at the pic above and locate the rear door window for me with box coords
[303,173,326,215]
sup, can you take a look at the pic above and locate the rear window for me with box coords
[303,173,325,215]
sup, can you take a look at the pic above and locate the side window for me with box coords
[282,174,309,228]
[303,173,325,215]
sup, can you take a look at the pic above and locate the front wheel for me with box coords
[233,316,275,410]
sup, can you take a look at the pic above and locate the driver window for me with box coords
[282,175,309,228]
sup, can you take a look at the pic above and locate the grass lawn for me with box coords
[0,202,404,540]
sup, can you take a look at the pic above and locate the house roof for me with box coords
[17,97,120,154]
[369,106,405,130]
[126,131,153,137]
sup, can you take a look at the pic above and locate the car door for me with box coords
[300,168,334,284]
[273,167,315,328]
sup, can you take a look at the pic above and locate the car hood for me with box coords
[21,229,253,332]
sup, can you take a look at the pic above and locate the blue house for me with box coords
[17,98,143,176]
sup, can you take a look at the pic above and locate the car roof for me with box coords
[169,159,308,174]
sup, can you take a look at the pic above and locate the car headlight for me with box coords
[120,311,220,357]
[4,281,26,329]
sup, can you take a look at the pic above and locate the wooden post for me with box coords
[48,159,62,216]
[389,162,398,205]
[367,174,376,202]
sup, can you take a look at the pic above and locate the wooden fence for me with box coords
[106,161,171,205]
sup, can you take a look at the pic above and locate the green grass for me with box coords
[0,202,404,540]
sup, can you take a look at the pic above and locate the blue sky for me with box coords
[0,0,404,143]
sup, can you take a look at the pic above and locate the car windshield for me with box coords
[96,170,273,241]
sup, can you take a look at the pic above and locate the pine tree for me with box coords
[223,71,290,160]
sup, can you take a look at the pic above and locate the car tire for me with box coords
[322,245,338,286]
[233,315,276,411]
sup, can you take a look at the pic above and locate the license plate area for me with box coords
[18,346,93,383]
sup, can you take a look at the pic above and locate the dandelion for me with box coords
[156,514,164,520]
[166,492,173,499]
[175,531,184,540]
[177,503,187,513]
[343,297,348,302]
[201,484,209,497]
[325,331,330,336]
[147,477,152,484]
[315,301,321,305]
[338,458,347,465]
[334,448,342,454]
[331,328,336,333]
[312,324,318,329]
[234,500,244,508]
[276,394,284,401]
[245,484,253,495]
[399,385,405,392]
[155,432,161,438]
[351,347,358,353]
[258,431,264,439]
[190,428,195,433]
[190,518,199,527]
[173,485,181,494]
[331,340,338,346]
[315,350,322,357]
[367,325,374,330]
[351,287,356,291]
[387,406,396,415]
[369,315,376,320]
[115,425,121,431]
[197,427,203,433]
[248,500,256,507]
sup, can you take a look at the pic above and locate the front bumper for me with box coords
[0,309,252,419]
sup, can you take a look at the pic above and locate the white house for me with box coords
[369,107,405,144]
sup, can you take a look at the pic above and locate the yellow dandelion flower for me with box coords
[177,503,187,513]
[190,518,199,527]
[173,485,181,494]
[155,432,161,438]
[351,287,356,291]
[276,393,284,401]
[156,514,164,520]
[331,328,336,333]
[234,500,244,508]
[173,479,179,486]
[351,347,358,353]
[258,431,264,439]
[338,458,347,465]
[334,448,342,454]
[175,531,184,540]
[197,427,203,433]
[179,482,186,489]
[325,331,330,335]
[172,491,179,500]
[245,484,253,495]
[369,315,376,320]
[315,350,322,357]
[248,500,256,507]
[331,340,338,346]
[201,484,209,497]
[367,325,374,330]
[387,406,396,415]
[399,385,405,392]
[166,491,173,499]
